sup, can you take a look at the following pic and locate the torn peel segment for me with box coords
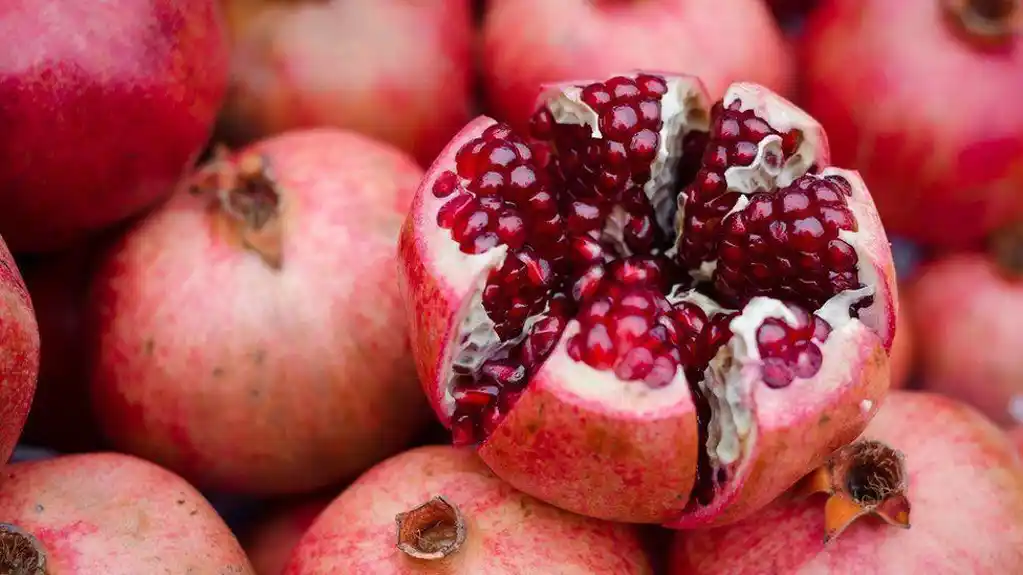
[397,71,897,525]
[794,439,911,543]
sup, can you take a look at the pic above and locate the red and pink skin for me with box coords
[283,445,653,574]
[909,253,1023,427]
[220,0,474,166]
[399,75,898,528]
[481,0,793,133]
[0,0,228,253]
[87,129,431,495]
[0,453,255,574]
[0,236,39,466]
[670,391,1023,574]
[800,0,1023,248]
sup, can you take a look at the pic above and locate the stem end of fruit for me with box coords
[0,523,47,575]
[395,495,467,560]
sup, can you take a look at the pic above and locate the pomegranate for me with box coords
[243,499,329,575]
[1010,426,1023,455]
[768,0,820,19]
[218,0,473,166]
[0,236,39,467]
[481,0,794,134]
[19,245,106,453]
[799,0,1023,248]
[670,391,1023,573]
[889,296,914,389]
[908,248,1023,427]
[87,129,432,495]
[0,0,228,253]
[283,445,652,574]
[0,452,254,574]
[398,71,898,526]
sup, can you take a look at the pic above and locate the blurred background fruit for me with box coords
[907,243,1023,427]
[799,0,1023,248]
[0,452,255,574]
[217,0,474,166]
[0,0,229,253]
[242,498,329,575]
[284,445,653,574]
[0,237,39,468]
[670,391,1023,573]
[85,129,431,495]
[480,0,794,133]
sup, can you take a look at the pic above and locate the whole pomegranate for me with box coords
[0,0,228,253]
[243,499,328,575]
[1010,426,1023,455]
[398,71,898,526]
[481,0,793,133]
[908,250,1023,426]
[283,445,652,574]
[0,452,254,574]
[19,246,106,453]
[0,237,39,466]
[800,0,1023,248]
[218,0,473,166]
[670,391,1023,573]
[87,129,431,495]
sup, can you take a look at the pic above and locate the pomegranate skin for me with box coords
[19,246,106,453]
[87,129,431,495]
[481,0,793,133]
[219,0,473,166]
[243,499,328,575]
[670,391,1023,574]
[0,0,228,253]
[283,446,653,574]
[1010,426,1023,456]
[0,237,39,466]
[800,0,1023,248]
[0,452,254,574]
[908,253,1023,427]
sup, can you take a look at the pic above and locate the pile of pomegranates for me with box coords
[399,70,898,526]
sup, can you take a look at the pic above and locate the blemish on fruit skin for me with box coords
[212,366,225,378]
[143,338,155,356]
[819,413,832,426]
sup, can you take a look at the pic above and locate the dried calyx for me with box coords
[795,439,911,543]
[0,524,47,575]
[394,496,467,560]
[943,0,1021,45]
[189,146,284,269]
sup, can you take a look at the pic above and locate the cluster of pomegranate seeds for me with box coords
[756,304,832,388]
[567,285,679,388]
[714,174,862,309]
[677,99,802,267]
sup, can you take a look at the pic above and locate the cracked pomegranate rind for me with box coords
[398,72,897,527]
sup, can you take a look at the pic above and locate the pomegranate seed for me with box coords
[432,171,459,198]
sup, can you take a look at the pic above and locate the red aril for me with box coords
[0,0,228,253]
[87,129,431,495]
[0,236,38,466]
[243,498,328,575]
[481,0,793,133]
[799,0,1023,248]
[218,0,473,166]
[908,247,1023,427]
[670,391,1023,573]
[0,453,254,574]
[283,446,653,574]
[399,71,898,526]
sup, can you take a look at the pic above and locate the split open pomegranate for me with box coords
[398,72,897,527]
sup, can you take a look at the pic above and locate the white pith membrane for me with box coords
[423,74,888,512]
